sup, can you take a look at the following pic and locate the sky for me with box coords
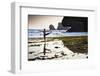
[28,15,63,29]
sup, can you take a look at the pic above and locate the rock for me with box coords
[49,24,55,30]
[57,22,68,30]
[62,17,88,32]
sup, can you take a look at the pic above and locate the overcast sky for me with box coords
[28,15,63,29]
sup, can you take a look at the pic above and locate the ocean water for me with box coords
[28,29,88,38]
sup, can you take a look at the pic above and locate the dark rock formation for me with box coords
[49,24,55,30]
[62,16,88,32]
[57,22,69,30]
[57,22,64,30]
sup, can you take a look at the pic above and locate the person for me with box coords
[43,29,51,56]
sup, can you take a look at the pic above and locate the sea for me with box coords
[28,29,88,38]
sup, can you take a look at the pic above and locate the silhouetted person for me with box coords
[43,29,52,56]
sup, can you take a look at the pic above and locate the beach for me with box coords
[28,36,88,61]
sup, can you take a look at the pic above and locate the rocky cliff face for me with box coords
[49,16,87,32]
[49,24,55,30]
[62,17,88,32]
[57,22,69,30]
[49,23,69,30]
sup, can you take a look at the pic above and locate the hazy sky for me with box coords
[28,15,63,29]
